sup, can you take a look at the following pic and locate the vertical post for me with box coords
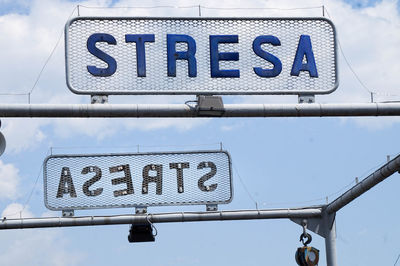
[325,219,337,266]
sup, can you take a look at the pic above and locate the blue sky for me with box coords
[343,0,400,9]
[0,0,400,265]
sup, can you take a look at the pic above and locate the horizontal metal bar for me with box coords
[0,103,399,117]
[0,208,321,230]
[326,154,400,214]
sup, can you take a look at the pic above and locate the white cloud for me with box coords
[123,117,210,131]
[0,229,85,266]
[51,117,209,140]
[3,119,48,153]
[0,203,85,266]
[325,0,400,99]
[0,0,30,6]
[53,118,117,140]
[220,121,245,131]
[1,203,33,218]
[0,161,20,200]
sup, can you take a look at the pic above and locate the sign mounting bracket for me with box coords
[196,95,225,117]
[206,204,218,211]
[298,94,315,104]
[91,95,108,104]
[135,207,147,214]
[62,209,74,217]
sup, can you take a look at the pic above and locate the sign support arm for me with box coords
[326,154,400,214]
[0,103,400,117]
[0,208,321,230]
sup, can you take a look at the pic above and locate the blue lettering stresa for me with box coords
[86,33,117,77]
[125,34,155,77]
[210,35,240,78]
[252,35,282,78]
[290,35,318,78]
[167,34,197,77]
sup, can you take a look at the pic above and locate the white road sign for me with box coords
[44,150,232,210]
[65,17,337,95]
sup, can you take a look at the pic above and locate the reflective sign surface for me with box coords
[65,17,337,95]
[44,150,232,210]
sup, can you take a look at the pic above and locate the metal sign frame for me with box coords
[43,150,233,211]
[65,16,338,95]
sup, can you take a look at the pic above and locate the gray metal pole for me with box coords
[325,219,337,266]
[0,102,400,117]
[326,154,400,214]
[0,208,321,230]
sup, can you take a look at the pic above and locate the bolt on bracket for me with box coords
[298,95,315,104]
[91,95,108,104]
[62,209,74,217]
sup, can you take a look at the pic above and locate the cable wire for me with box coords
[232,160,259,209]
[326,8,400,101]
[324,7,373,95]
[201,5,323,11]
[26,6,78,103]
[49,142,222,153]
[78,4,199,10]
[146,214,158,236]
[2,148,51,218]
[394,253,400,266]
[221,144,259,209]
[261,158,387,208]
[78,4,323,11]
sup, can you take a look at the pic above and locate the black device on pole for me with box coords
[128,222,155,243]
[0,119,6,156]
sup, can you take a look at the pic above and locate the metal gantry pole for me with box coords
[0,102,400,117]
[0,208,322,230]
[325,219,337,266]
[321,154,400,265]
[326,154,400,214]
